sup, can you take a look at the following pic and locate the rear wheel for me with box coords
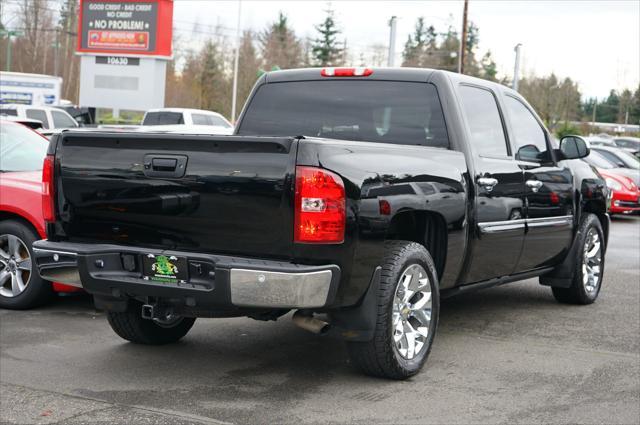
[552,213,605,305]
[347,241,439,379]
[107,300,196,345]
[0,220,53,310]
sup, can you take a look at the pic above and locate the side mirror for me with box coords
[559,135,590,160]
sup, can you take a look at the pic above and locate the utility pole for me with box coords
[458,0,469,74]
[512,43,522,91]
[53,30,60,77]
[1,29,21,72]
[230,0,242,123]
[387,16,397,67]
[592,99,597,125]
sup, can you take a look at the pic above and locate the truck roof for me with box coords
[264,67,517,97]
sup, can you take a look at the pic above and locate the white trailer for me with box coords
[0,71,63,106]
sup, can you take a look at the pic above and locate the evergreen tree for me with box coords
[402,17,437,67]
[260,12,304,70]
[311,8,344,66]
[480,51,497,81]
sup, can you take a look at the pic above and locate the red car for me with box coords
[584,150,640,215]
[599,169,640,215]
[0,119,79,309]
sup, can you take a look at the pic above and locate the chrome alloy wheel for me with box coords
[392,264,432,360]
[582,228,602,294]
[0,234,32,298]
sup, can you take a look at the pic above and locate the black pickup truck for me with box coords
[34,68,608,379]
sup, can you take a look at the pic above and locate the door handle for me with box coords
[477,177,498,192]
[526,180,544,193]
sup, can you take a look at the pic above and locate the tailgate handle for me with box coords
[143,154,188,178]
[152,158,177,171]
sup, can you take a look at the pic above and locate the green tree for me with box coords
[480,51,497,81]
[260,12,304,70]
[311,7,344,66]
[402,17,438,68]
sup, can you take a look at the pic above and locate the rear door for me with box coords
[502,95,574,270]
[458,85,526,283]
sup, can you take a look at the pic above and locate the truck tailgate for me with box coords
[53,133,296,259]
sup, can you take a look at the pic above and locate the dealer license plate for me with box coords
[142,254,188,283]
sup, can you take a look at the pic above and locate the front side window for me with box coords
[0,121,49,172]
[504,96,549,162]
[25,109,49,128]
[52,110,78,128]
[459,85,508,157]
[238,81,449,148]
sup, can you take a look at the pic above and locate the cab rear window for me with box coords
[238,81,449,148]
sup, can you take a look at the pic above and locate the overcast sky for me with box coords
[173,0,639,99]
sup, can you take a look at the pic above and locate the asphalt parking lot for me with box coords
[1,216,639,425]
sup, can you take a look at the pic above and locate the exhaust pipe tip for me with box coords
[292,311,330,334]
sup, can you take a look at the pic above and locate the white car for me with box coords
[141,108,233,135]
[0,104,79,130]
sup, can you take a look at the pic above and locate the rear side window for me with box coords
[238,81,449,148]
[143,112,184,125]
[192,113,230,127]
[459,85,508,157]
[25,109,49,128]
[192,114,210,125]
[52,110,78,128]
[209,115,232,128]
[504,96,549,162]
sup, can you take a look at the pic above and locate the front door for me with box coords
[458,85,526,283]
[503,95,574,271]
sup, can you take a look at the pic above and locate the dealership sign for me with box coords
[77,0,173,57]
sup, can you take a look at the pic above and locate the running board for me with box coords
[441,267,554,298]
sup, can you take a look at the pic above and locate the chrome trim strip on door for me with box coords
[526,215,573,228]
[478,219,526,234]
[478,215,573,234]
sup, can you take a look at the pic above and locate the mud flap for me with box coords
[327,267,381,342]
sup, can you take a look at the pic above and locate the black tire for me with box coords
[107,300,196,345]
[552,213,605,305]
[0,220,53,310]
[347,241,440,380]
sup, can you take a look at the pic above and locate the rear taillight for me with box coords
[294,166,345,243]
[321,67,373,77]
[42,154,55,223]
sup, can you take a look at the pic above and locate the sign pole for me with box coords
[231,0,242,123]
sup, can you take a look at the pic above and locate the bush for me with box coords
[555,121,581,139]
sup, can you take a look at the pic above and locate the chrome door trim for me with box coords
[526,215,573,229]
[478,219,526,234]
[479,215,573,234]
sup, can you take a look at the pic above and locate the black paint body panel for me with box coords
[46,68,608,311]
